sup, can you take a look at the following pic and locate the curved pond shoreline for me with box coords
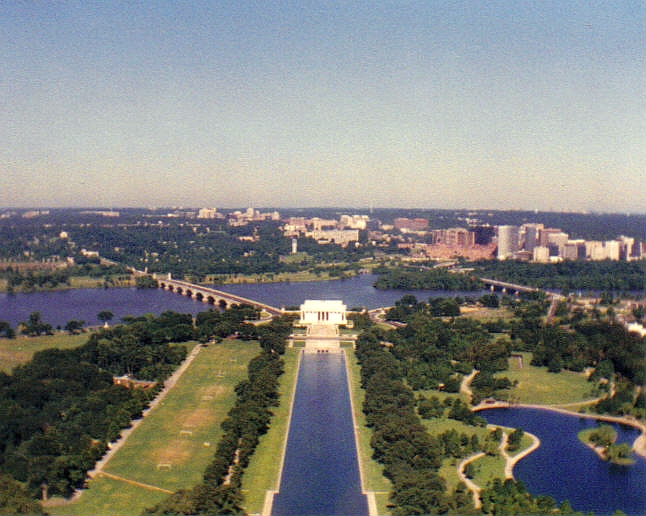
[474,402,646,459]
[476,405,646,516]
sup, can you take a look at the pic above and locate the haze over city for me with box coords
[1,1,644,212]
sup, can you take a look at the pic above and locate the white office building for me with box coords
[497,225,519,260]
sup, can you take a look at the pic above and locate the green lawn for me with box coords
[46,477,167,516]
[0,333,89,373]
[471,454,506,488]
[241,348,301,514]
[498,352,595,405]
[48,339,260,516]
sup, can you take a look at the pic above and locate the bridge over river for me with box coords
[151,273,284,316]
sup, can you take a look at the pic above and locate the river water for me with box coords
[0,274,482,328]
[215,273,485,310]
[271,352,368,516]
[481,408,646,516]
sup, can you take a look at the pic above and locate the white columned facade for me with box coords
[299,300,347,326]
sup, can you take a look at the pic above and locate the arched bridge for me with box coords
[154,274,283,316]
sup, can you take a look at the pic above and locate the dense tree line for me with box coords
[473,260,645,293]
[385,309,513,403]
[1,262,130,293]
[374,268,483,291]
[480,479,585,516]
[144,316,291,515]
[355,329,475,515]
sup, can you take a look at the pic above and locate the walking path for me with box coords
[498,431,541,479]
[261,351,302,516]
[345,350,379,516]
[457,452,486,509]
[459,369,478,404]
[94,471,174,494]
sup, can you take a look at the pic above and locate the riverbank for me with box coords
[474,401,646,459]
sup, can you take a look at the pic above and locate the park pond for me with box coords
[481,407,646,516]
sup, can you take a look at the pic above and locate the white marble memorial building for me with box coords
[299,300,347,326]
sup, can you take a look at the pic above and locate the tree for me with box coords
[0,321,15,339]
[64,320,85,334]
[97,310,114,326]
[20,312,53,336]
[135,275,158,289]
[0,474,45,514]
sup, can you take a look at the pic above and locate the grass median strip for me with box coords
[241,348,300,515]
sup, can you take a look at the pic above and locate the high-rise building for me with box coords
[497,225,519,260]
[521,223,543,254]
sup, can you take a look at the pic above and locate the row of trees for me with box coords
[144,317,292,515]
[355,328,475,515]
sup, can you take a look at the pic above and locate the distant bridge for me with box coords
[480,277,560,297]
[152,274,284,316]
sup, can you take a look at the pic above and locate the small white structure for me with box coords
[299,300,347,326]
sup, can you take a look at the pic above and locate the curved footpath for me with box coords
[458,390,645,506]
[457,452,485,509]
[498,430,541,479]
[457,429,541,509]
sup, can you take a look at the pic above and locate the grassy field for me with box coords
[346,348,393,515]
[461,305,515,320]
[0,333,89,373]
[471,453,507,488]
[48,339,260,516]
[209,269,356,285]
[241,348,300,514]
[498,352,595,405]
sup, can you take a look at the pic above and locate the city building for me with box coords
[521,223,543,253]
[306,229,359,247]
[197,208,221,219]
[431,228,476,247]
[497,225,519,260]
[394,217,428,232]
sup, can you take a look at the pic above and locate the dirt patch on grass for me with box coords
[181,408,214,429]
[200,384,228,398]
[153,439,192,466]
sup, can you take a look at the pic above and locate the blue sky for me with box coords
[1,1,644,211]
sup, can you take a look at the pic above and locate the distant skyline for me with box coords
[1,2,644,213]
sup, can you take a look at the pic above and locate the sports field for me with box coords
[47,339,260,516]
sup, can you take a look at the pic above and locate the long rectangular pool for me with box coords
[271,352,369,516]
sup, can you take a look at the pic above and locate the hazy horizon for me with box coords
[2,2,644,212]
